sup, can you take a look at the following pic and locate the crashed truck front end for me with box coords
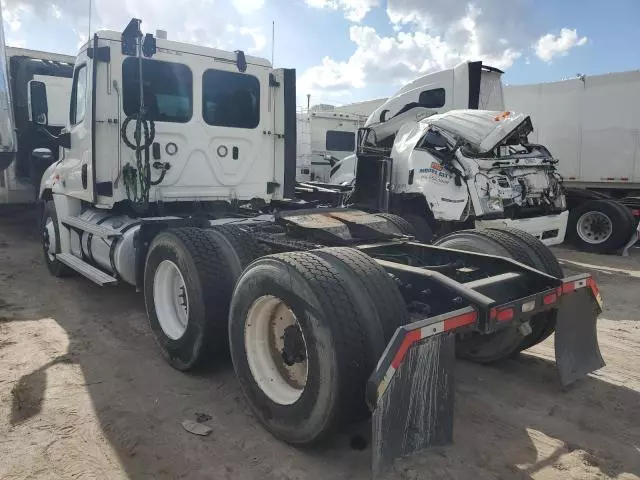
[408,110,569,245]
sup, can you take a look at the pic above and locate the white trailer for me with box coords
[504,70,640,252]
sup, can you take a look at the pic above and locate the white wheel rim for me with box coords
[43,217,56,261]
[577,211,613,244]
[245,295,308,405]
[153,260,189,340]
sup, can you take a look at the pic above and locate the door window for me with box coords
[70,64,87,125]
[122,58,193,123]
[202,69,260,129]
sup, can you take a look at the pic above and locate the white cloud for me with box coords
[232,0,265,15]
[534,28,588,62]
[1,0,267,55]
[300,0,587,103]
[304,0,379,22]
[298,5,523,101]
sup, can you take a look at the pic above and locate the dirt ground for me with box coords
[0,209,638,480]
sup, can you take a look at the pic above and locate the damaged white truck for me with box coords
[326,107,568,244]
[14,18,605,477]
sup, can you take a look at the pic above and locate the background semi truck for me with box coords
[15,15,605,477]
[504,70,640,253]
[0,45,73,205]
[324,62,569,246]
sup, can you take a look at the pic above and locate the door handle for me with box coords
[81,164,88,189]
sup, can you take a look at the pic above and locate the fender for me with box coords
[38,160,61,199]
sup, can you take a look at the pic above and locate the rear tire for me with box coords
[400,213,434,243]
[309,247,409,343]
[483,227,562,351]
[567,199,633,253]
[228,252,378,445]
[144,227,236,371]
[434,229,531,363]
[373,213,416,237]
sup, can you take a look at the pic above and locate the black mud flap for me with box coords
[366,308,475,478]
[555,280,605,385]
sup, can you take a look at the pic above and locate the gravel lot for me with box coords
[1,209,638,480]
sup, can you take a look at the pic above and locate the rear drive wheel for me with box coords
[144,227,235,371]
[567,199,633,253]
[373,213,417,237]
[483,227,562,352]
[309,247,409,344]
[41,200,72,277]
[434,229,532,363]
[401,213,434,243]
[229,252,378,445]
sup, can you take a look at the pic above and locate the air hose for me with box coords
[120,30,168,213]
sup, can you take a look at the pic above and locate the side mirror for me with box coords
[28,80,48,126]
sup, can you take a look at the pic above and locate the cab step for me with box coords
[61,216,122,238]
[56,253,118,286]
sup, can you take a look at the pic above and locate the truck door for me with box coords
[56,50,93,202]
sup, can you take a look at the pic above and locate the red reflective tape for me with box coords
[443,311,477,331]
[587,277,599,296]
[390,329,422,369]
[562,282,575,294]
[496,308,514,322]
[632,209,640,217]
[543,292,557,305]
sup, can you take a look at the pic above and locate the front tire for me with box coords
[41,200,72,277]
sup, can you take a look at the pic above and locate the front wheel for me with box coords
[40,200,72,277]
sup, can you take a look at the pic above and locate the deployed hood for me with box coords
[425,109,533,154]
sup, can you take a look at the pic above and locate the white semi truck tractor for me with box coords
[28,18,605,477]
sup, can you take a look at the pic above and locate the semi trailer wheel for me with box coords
[144,227,236,371]
[40,200,73,277]
[228,252,382,445]
[434,228,555,363]
[567,199,633,253]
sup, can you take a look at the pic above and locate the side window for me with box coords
[419,88,446,108]
[325,131,355,152]
[202,69,260,129]
[122,58,193,123]
[70,64,87,125]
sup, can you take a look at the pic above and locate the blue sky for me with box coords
[2,0,639,106]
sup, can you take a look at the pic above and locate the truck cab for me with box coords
[35,22,296,215]
[365,60,505,127]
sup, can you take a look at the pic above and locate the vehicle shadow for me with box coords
[1,214,639,479]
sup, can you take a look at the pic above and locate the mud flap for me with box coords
[366,310,470,478]
[555,285,605,385]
